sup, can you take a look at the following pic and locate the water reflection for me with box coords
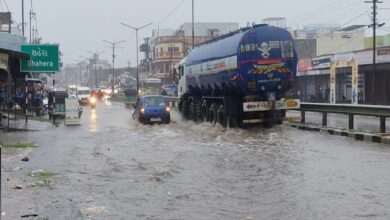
[89,109,98,132]
[105,99,111,107]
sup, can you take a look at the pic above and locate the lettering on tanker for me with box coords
[249,62,291,75]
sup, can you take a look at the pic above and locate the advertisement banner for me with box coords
[351,60,359,104]
[312,55,332,69]
[330,63,336,104]
[297,58,313,72]
[357,47,390,65]
[65,98,80,125]
[333,52,356,68]
[0,52,9,70]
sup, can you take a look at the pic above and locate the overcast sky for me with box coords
[2,0,390,67]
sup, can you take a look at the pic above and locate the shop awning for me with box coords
[0,48,30,60]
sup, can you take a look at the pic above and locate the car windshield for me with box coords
[143,97,165,107]
[78,90,89,95]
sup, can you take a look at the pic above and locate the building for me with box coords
[148,22,239,83]
[294,46,390,105]
[0,13,30,124]
[262,17,287,29]
[292,24,366,59]
[364,33,390,49]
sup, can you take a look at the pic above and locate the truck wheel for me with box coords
[189,102,196,122]
[181,100,189,119]
[210,103,218,124]
[202,101,209,122]
[217,104,227,128]
[194,102,203,122]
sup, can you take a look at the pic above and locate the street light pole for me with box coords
[102,40,125,93]
[22,0,25,37]
[120,22,153,96]
[192,0,195,49]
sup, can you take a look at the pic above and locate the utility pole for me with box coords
[102,40,125,93]
[192,0,195,49]
[365,0,383,104]
[87,50,104,88]
[120,22,153,95]
[29,10,32,43]
[22,0,25,37]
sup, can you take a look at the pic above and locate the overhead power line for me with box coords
[338,10,370,28]
[289,0,358,25]
[2,0,9,11]
[155,0,187,26]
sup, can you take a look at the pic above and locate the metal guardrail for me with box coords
[299,102,390,133]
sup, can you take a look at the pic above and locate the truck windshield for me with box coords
[78,90,89,95]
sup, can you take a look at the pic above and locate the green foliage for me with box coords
[2,142,37,148]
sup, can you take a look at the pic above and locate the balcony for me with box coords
[154,52,185,60]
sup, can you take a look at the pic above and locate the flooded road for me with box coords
[2,100,390,219]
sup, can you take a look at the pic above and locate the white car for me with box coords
[77,87,90,105]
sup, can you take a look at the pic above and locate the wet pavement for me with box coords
[1,100,390,219]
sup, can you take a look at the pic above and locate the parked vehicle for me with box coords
[77,87,90,105]
[48,90,68,119]
[48,90,83,120]
[177,24,300,128]
[124,88,137,108]
[160,84,178,96]
[132,95,170,124]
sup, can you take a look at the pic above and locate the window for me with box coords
[168,47,179,52]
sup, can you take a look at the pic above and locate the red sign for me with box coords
[378,48,390,56]
[297,59,312,71]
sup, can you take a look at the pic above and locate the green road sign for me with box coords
[20,44,59,72]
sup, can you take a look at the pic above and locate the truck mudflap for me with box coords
[243,99,300,112]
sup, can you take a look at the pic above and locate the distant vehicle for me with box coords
[160,84,178,96]
[67,85,78,98]
[88,96,97,108]
[77,87,90,105]
[124,88,137,108]
[132,95,171,124]
[177,24,300,128]
[140,78,162,95]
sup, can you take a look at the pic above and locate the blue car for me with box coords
[132,95,171,124]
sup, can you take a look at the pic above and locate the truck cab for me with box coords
[177,58,187,99]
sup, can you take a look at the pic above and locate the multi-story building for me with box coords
[292,24,366,58]
[364,33,390,48]
[148,23,239,83]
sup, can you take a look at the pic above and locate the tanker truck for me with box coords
[177,24,300,127]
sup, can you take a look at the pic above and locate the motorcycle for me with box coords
[88,96,97,108]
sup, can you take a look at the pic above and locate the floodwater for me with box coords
[1,100,390,219]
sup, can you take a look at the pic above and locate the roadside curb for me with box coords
[288,122,389,145]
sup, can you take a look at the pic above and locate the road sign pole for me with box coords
[25,74,28,123]
[53,72,56,123]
